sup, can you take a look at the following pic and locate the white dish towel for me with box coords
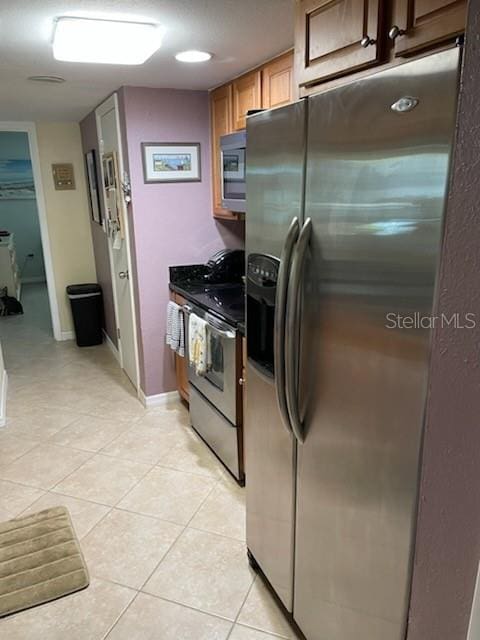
[166,301,185,357]
[188,312,209,376]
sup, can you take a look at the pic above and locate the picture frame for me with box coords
[85,149,102,224]
[0,159,35,200]
[141,142,201,183]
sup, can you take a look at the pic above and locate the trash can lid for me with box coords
[66,283,102,297]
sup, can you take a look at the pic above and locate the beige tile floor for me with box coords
[0,284,299,639]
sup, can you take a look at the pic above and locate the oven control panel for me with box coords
[247,254,279,287]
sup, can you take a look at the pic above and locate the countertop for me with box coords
[169,264,245,331]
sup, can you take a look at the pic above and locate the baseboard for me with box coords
[59,330,75,341]
[21,276,47,284]
[139,389,179,409]
[0,371,8,428]
[103,329,120,364]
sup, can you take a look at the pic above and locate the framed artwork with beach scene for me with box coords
[141,143,201,183]
[0,159,35,200]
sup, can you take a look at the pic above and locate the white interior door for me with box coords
[96,95,139,388]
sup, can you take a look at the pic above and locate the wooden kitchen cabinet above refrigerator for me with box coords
[390,0,466,57]
[295,0,466,92]
[295,0,385,88]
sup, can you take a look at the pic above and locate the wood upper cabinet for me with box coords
[390,0,466,56]
[232,70,262,131]
[295,0,384,88]
[209,51,293,219]
[262,51,294,109]
[210,84,235,219]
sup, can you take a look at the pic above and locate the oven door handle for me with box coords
[183,305,236,338]
[205,313,236,339]
[274,216,300,436]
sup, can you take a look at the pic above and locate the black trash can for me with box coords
[66,283,104,347]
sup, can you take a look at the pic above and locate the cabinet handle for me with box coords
[239,377,245,386]
[360,36,376,48]
[389,25,406,40]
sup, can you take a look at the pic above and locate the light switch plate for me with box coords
[52,163,75,190]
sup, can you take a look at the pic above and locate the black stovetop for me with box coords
[169,265,245,328]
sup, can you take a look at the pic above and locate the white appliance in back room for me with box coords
[244,49,460,640]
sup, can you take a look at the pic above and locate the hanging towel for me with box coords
[188,313,209,376]
[166,301,185,356]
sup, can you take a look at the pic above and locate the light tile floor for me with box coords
[0,284,298,639]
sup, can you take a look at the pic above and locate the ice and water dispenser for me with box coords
[246,253,280,379]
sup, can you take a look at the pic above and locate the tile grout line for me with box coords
[133,474,222,595]
[0,448,97,493]
[100,586,140,640]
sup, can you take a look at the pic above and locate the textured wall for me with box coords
[36,123,97,334]
[79,111,117,346]
[119,86,244,396]
[407,4,480,639]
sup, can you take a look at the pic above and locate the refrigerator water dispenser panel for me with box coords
[247,254,279,379]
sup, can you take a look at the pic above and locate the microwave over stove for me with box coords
[220,131,246,213]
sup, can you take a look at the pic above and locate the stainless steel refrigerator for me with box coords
[245,48,460,640]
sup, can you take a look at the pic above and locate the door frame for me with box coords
[0,121,62,341]
[95,94,140,391]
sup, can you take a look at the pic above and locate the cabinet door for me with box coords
[262,51,294,109]
[210,84,235,219]
[232,70,262,131]
[295,0,383,88]
[390,0,466,56]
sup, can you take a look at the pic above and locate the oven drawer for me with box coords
[190,386,240,481]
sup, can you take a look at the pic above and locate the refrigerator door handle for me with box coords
[285,217,312,443]
[274,216,300,435]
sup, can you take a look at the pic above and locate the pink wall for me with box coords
[80,110,118,346]
[119,86,244,396]
[407,3,480,638]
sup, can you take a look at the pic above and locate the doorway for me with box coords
[95,95,139,389]
[0,125,60,340]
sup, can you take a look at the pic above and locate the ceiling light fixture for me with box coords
[175,50,212,63]
[53,17,162,65]
[28,75,65,83]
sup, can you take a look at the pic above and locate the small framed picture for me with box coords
[141,143,201,183]
[85,150,102,224]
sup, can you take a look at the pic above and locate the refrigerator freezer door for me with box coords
[294,48,460,639]
[245,100,306,610]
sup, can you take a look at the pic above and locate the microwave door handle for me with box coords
[285,218,312,444]
[220,151,225,202]
[274,216,300,436]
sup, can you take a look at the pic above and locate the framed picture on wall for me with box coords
[141,142,201,183]
[0,159,35,200]
[85,149,102,224]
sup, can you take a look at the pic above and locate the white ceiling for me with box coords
[0,0,294,122]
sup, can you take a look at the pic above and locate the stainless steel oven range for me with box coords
[183,301,243,483]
